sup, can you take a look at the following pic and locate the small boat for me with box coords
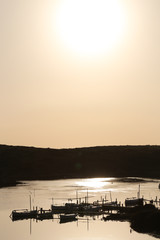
[65,203,79,210]
[51,205,66,212]
[60,214,77,223]
[102,200,118,206]
[125,184,144,207]
[125,197,143,207]
[51,203,79,213]
[11,209,37,221]
[78,204,101,213]
[102,201,118,211]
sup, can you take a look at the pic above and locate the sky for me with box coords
[0,0,160,148]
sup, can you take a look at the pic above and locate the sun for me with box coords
[55,0,126,57]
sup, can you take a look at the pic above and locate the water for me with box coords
[0,177,160,240]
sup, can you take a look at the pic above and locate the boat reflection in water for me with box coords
[59,214,77,224]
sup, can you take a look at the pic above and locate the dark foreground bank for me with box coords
[0,144,160,187]
[103,204,160,238]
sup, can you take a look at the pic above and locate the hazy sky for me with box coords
[1,0,160,148]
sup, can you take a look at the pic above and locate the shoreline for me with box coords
[0,180,23,189]
[1,144,160,188]
[1,176,160,189]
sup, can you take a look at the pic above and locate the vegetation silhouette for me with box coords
[0,144,160,187]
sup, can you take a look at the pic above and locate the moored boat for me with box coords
[11,209,37,221]
[51,205,66,212]
[51,202,79,213]
[125,197,143,207]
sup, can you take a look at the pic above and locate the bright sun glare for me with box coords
[56,0,126,57]
[75,178,114,188]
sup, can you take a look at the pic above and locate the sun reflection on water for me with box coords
[75,178,115,189]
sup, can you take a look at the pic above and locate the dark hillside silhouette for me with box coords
[0,144,160,187]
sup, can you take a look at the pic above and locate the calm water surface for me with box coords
[0,177,160,240]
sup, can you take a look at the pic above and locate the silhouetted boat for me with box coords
[102,200,118,206]
[51,202,79,213]
[125,197,143,207]
[11,209,37,221]
[125,184,144,207]
[51,205,66,212]
[78,204,101,213]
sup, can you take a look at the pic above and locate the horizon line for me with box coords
[0,143,160,150]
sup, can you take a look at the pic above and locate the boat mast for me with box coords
[137,184,141,199]
[110,191,112,202]
[76,190,78,204]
